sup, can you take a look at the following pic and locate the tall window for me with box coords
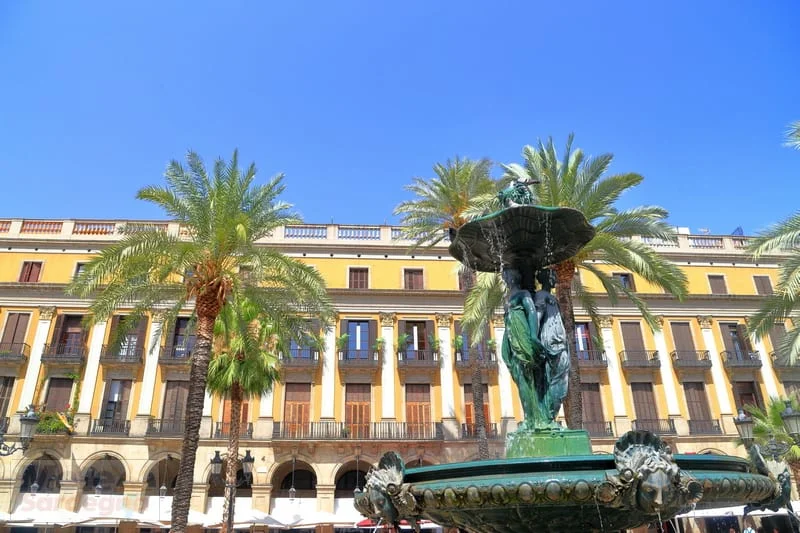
[753,275,773,295]
[45,378,73,411]
[222,397,250,434]
[348,268,368,289]
[574,322,596,359]
[345,384,370,438]
[73,263,88,280]
[108,316,148,358]
[631,382,659,422]
[770,323,787,356]
[289,320,319,359]
[162,381,189,432]
[708,275,728,295]
[620,321,646,360]
[405,384,431,438]
[683,382,712,422]
[719,322,753,361]
[404,269,423,290]
[612,272,635,291]
[670,322,697,360]
[284,383,311,438]
[463,384,490,436]
[399,320,433,359]
[0,377,14,420]
[345,320,374,359]
[784,381,800,398]
[168,318,195,359]
[454,320,489,361]
[51,315,86,355]
[733,381,762,412]
[19,261,42,282]
[101,380,132,421]
[1,312,30,352]
[581,383,604,422]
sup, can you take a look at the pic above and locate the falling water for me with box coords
[593,494,605,532]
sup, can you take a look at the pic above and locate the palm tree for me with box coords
[207,298,285,533]
[67,150,332,533]
[463,136,688,429]
[786,120,800,150]
[742,397,800,492]
[394,157,496,459]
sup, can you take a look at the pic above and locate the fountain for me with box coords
[355,178,791,532]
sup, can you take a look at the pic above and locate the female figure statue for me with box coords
[534,269,570,420]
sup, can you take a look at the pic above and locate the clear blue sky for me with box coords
[1,1,797,235]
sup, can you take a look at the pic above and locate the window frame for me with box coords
[347,267,369,289]
[611,272,635,291]
[18,261,43,283]
[403,268,424,290]
[707,274,728,295]
[73,262,88,280]
[752,275,773,295]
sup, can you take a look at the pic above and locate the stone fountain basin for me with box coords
[402,454,776,532]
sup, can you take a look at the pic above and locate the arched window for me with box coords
[334,470,368,498]
[271,460,316,498]
[83,455,126,495]
[145,456,179,496]
[208,459,252,497]
[21,455,62,493]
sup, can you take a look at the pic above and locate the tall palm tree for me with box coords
[207,298,285,533]
[463,136,688,429]
[741,397,800,492]
[786,120,800,150]
[394,157,496,459]
[67,150,332,533]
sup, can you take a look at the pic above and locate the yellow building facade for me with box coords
[0,218,793,526]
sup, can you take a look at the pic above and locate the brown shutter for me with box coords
[284,383,311,437]
[784,382,800,398]
[631,383,659,420]
[101,380,113,419]
[240,401,249,425]
[118,380,132,419]
[708,275,727,295]
[163,381,189,421]
[45,378,73,411]
[405,384,431,437]
[425,320,434,351]
[0,377,14,417]
[108,315,121,348]
[683,382,711,421]
[2,313,29,346]
[339,319,348,347]
[79,319,90,351]
[670,322,695,353]
[162,319,176,357]
[734,381,762,411]
[135,317,148,354]
[718,323,737,354]
[736,324,754,352]
[769,324,787,354]
[368,320,377,354]
[345,384,370,437]
[398,320,407,352]
[581,383,603,422]
[51,314,66,348]
[19,262,32,282]
[620,322,646,354]
[754,276,773,295]
[222,397,232,425]
[464,385,474,425]
[30,262,41,282]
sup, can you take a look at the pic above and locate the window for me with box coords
[344,319,374,359]
[670,322,698,361]
[733,381,762,412]
[753,275,773,295]
[399,320,433,359]
[108,316,148,358]
[454,320,490,361]
[51,315,87,355]
[0,377,14,419]
[405,384,431,438]
[348,268,368,289]
[458,269,475,291]
[620,321,647,360]
[101,380,132,421]
[168,318,195,358]
[45,377,73,411]
[19,261,42,282]
[784,381,800,399]
[463,384,490,437]
[683,382,712,422]
[612,272,635,291]
[770,323,787,356]
[404,269,423,290]
[631,382,659,421]
[708,275,727,295]
[718,322,753,361]
[284,383,311,438]
[345,384,370,438]
[581,383,604,423]
[73,263,87,280]
[574,322,597,359]
[162,381,189,432]
[1,312,30,352]
[222,397,250,435]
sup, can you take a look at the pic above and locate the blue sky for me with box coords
[1,1,797,235]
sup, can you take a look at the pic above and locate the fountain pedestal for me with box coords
[506,428,592,458]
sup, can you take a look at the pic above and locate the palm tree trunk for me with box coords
[554,261,582,430]
[170,310,217,533]
[471,356,490,459]
[221,383,242,533]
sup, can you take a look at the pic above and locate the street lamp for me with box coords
[210,450,255,533]
[780,400,800,441]
[734,409,754,445]
[734,403,800,461]
[288,456,297,502]
[0,405,39,456]
[210,451,223,477]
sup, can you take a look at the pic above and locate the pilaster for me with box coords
[320,325,336,419]
[315,484,335,512]
[137,316,164,416]
[380,312,396,420]
[653,324,680,416]
[436,313,455,420]
[251,484,272,513]
[254,389,274,439]
[190,483,208,513]
[18,307,54,409]
[599,316,627,418]
[76,321,108,423]
[697,316,733,417]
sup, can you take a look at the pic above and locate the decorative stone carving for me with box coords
[380,313,396,327]
[492,314,505,328]
[38,306,56,320]
[435,313,452,328]
[151,309,168,323]
[696,316,713,329]
[598,315,613,329]
[656,315,665,327]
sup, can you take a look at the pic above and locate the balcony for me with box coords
[214,422,253,439]
[576,350,607,368]
[90,419,131,435]
[461,423,500,440]
[454,351,498,378]
[771,352,799,371]
[0,342,29,363]
[41,342,86,364]
[671,350,712,370]
[620,350,660,369]
[722,350,762,370]
[582,420,614,437]
[632,418,676,435]
[278,349,321,368]
[159,346,192,365]
[146,418,184,436]
[272,421,444,441]
[100,344,143,365]
[338,350,381,378]
[397,350,439,378]
[688,419,722,435]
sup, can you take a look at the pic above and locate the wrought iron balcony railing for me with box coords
[146,418,184,436]
[278,349,321,367]
[620,350,660,368]
[632,418,676,435]
[397,350,439,367]
[214,422,253,439]
[671,350,712,369]
[687,419,722,435]
[90,419,131,435]
[42,342,86,363]
[582,420,614,437]
[721,350,762,369]
[576,350,608,367]
[0,342,30,360]
[454,351,498,369]
[770,352,797,369]
[338,349,381,368]
[100,344,143,364]
[272,421,444,440]
[160,346,193,363]
[460,423,499,439]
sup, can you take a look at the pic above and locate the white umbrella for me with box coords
[290,510,360,528]
[66,509,165,528]
[205,509,284,529]
[7,509,82,526]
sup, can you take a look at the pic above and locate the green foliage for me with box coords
[486,338,497,352]
[35,410,69,434]
[786,121,800,150]
[452,334,464,352]
[335,334,350,352]
[428,335,441,353]
[397,333,411,353]
[741,397,800,466]
[372,337,386,353]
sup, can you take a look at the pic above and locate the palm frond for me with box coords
[461,272,505,344]
[785,120,800,150]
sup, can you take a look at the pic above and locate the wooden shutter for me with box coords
[45,378,73,411]
[708,275,727,295]
[163,381,189,421]
[631,383,659,420]
[718,323,737,354]
[736,324,754,352]
[284,383,311,438]
[19,262,32,282]
[424,320,434,351]
[222,397,232,425]
[581,383,604,422]
[162,319,176,357]
[405,384,431,438]
[670,322,696,353]
[368,320,377,353]
[222,398,250,431]
[769,324,787,354]
[78,319,90,352]
[683,382,711,421]
[134,317,148,354]
[107,315,121,347]
[398,320,407,351]
[0,377,14,417]
[20,262,41,282]
[734,381,761,411]
[339,320,348,351]
[1,313,29,346]
[464,384,490,426]
[784,382,800,398]
[754,276,773,295]
[345,384,370,438]
[50,314,65,349]
[620,322,646,354]
[116,380,132,419]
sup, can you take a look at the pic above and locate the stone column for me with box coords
[251,484,272,513]
[122,481,145,512]
[697,316,734,433]
[132,313,165,436]
[493,314,517,434]
[753,336,779,398]
[190,483,208,513]
[599,316,630,434]
[59,481,81,511]
[652,319,684,435]
[0,480,17,513]
[17,306,55,411]
[320,325,336,420]
[201,388,213,439]
[75,321,108,434]
[315,484,335,512]
[253,389,274,439]
[436,313,458,439]
[380,313,396,420]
